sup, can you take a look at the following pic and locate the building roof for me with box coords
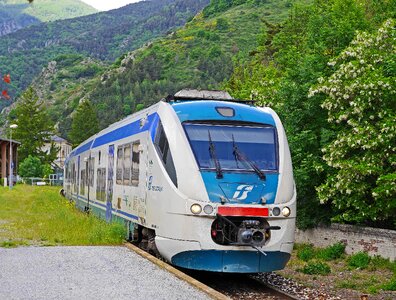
[0,137,21,145]
[50,135,70,144]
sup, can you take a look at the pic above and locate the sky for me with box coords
[80,0,142,11]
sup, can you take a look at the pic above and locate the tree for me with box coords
[69,99,99,147]
[19,155,43,178]
[309,19,396,227]
[9,87,58,165]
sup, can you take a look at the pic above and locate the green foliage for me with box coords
[18,155,43,178]
[8,87,58,165]
[317,242,345,261]
[88,0,293,128]
[381,276,396,291]
[298,261,331,275]
[297,244,315,261]
[296,242,345,262]
[69,99,100,147]
[311,19,396,226]
[226,0,396,229]
[348,252,371,269]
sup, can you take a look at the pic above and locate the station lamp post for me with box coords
[9,124,18,189]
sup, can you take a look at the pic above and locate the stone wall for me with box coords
[295,224,396,261]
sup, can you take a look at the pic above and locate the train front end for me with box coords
[155,90,295,273]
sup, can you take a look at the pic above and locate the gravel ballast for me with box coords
[0,246,210,300]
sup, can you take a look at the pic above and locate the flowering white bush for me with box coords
[309,19,396,224]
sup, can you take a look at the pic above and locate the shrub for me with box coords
[299,261,331,275]
[317,242,345,261]
[381,277,396,291]
[348,252,371,269]
[297,244,315,262]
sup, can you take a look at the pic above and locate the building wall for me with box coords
[296,223,396,261]
[43,140,72,169]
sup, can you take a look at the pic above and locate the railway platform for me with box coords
[0,246,211,300]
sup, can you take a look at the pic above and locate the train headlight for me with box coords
[282,207,291,217]
[203,205,213,214]
[190,204,202,214]
[272,207,280,216]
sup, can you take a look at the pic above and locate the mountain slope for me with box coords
[0,0,209,108]
[17,0,296,137]
[88,0,295,128]
[0,0,97,36]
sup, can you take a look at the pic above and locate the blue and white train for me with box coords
[64,89,296,273]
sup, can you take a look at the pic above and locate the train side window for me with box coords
[154,121,177,187]
[72,163,77,193]
[131,141,140,186]
[116,146,123,185]
[96,168,106,201]
[80,169,85,196]
[123,144,132,185]
[88,157,95,187]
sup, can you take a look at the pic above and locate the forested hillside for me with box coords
[86,0,296,128]
[0,0,97,36]
[5,0,395,230]
[0,0,209,108]
[225,0,396,229]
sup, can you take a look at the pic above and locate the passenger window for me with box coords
[123,145,131,185]
[154,121,177,187]
[96,168,106,201]
[80,169,85,196]
[116,146,123,185]
[131,141,140,186]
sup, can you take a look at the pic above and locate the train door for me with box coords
[133,139,147,225]
[77,156,80,195]
[106,145,115,222]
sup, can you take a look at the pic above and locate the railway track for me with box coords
[126,242,297,300]
[187,271,297,300]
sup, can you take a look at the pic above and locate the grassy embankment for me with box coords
[0,185,125,247]
[281,243,396,295]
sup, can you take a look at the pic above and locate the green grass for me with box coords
[0,185,125,247]
[290,243,396,295]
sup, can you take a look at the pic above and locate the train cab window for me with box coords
[131,142,140,186]
[116,146,123,185]
[184,123,278,172]
[154,121,177,187]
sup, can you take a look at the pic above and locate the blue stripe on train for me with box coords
[69,113,159,159]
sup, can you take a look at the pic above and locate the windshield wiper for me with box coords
[232,134,266,181]
[208,130,223,179]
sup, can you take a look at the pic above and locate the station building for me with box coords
[0,137,20,185]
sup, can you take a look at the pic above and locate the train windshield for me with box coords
[184,123,278,172]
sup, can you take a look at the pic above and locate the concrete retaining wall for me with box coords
[295,224,396,261]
